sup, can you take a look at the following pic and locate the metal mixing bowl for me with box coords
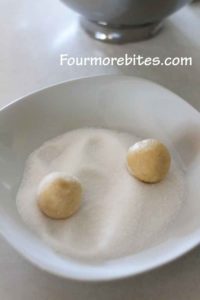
[61,0,191,43]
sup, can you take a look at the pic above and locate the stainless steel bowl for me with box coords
[61,0,191,43]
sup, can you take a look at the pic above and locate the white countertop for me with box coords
[1,0,200,298]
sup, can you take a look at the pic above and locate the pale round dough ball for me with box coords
[37,172,82,219]
[127,139,171,183]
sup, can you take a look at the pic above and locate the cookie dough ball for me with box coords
[37,172,82,219]
[127,139,171,183]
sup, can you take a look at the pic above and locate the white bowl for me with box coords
[0,75,199,282]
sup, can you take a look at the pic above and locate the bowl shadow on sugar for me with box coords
[168,125,200,238]
[173,126,200,169]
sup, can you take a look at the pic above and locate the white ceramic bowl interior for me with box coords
[0,75,199,281]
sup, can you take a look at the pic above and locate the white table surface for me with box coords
[1,0,200,299]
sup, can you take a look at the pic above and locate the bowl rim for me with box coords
[0,74,200,282]
[1,225,200,282]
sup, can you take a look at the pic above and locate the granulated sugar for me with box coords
[16,128,185,261]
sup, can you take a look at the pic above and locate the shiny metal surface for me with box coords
[81,19,163,44]
[61,0,191,43]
